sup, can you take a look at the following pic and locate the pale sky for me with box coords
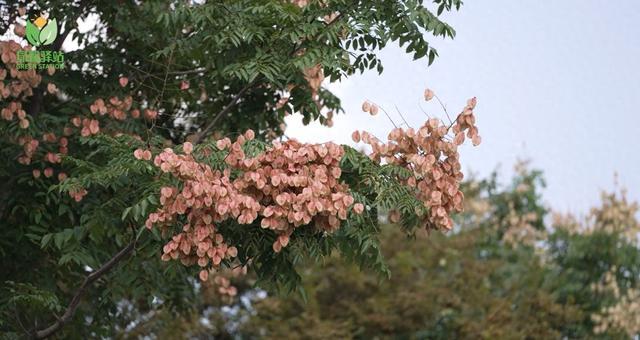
[286,1,640,215]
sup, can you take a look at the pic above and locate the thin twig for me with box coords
[434,94,453,126]
[393,104,411,128]
[124,63,166,82]
[192,80,257,144]
[418,103,431,119]
[169,67,206,75]
[368,100,397,128]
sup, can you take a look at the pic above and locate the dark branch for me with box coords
[33,240,136,339]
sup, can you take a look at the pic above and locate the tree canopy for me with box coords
[1,1,470,338]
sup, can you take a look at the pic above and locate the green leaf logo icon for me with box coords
[25,21,41,46]
[25,15,58,47]
[39,19,58,46]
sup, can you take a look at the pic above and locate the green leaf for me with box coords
[25,21,41,46]
[40,234,52,248]
[121,207,132,221]
[39,19,58,46]
[428,49,437,65]
[54,232,64,249]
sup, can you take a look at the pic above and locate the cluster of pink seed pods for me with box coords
[143,93,480,281]
[2,37,163,202]
[143,130,364,280]
[0,40,46,129]
[353,97,481,230]
[222,132,362,245]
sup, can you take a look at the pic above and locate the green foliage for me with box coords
[544,229,640,338]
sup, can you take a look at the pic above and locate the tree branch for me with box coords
[33,240,136,339]
[168,67,207,76]
[192,80,257,144]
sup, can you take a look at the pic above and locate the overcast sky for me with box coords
[285,0,640,216]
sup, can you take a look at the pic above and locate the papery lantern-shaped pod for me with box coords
[424,88,435,101]
[272,240,282,253]
[199,270,209,281]
[351,130,361,143]
[388,210,401,223]
[278,234,290,247]
[353,203,365,214]
[369,104,379,116]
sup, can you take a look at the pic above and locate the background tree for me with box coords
[142,167,640,339]
[202,166,582,339]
